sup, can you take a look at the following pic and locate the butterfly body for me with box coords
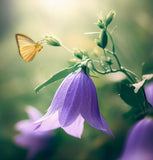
[15,34,43,62]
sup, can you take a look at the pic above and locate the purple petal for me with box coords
[63,114,84,138]
[15,120,34,133]
[15,134,31,147]
[15,133,52,160]
[99,115,113,136]
[80,74,112,135]
[47,72,77,115]
[120,118,153,160]
[26,106,42,121]
[58,72,83,127]
[145,82,153,107]
[35,111,60,132]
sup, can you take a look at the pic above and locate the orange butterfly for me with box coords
[15,34,43,62]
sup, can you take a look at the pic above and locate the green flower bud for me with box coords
[98,29,108,49]
[74,49,83,59]
[45,35,61,46]
[97,19,105,29]
[106,11,116,27]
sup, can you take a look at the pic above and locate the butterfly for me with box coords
[15,34,43,62]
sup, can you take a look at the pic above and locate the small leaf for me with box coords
[35,63,80,93]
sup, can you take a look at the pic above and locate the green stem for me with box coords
[91,60,136,83]
[120,67,136,83]
[93,60,106,71]
[105,49,121,69]
[62,44,74,54]
[124,68,140,82]
[107,30,115,53]
[103,49,112,71]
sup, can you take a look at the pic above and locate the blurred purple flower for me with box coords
[35,71,113,138]
[120,117,153,160]
[145,81,153,107]
[14,106,53,160]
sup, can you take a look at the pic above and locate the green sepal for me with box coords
[35,63,81,93]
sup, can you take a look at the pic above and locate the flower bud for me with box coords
[106,11,116,27]
[98,29,108,49]
[73,49,83,59]
[97,19,105,29]
[45,35,61,46]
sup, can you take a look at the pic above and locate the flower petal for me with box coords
[34,73,77,125]
[62,114,84,138]
[120,118,153,160]
[80,75,112,135]
[26,106,42,121]
[15,134,31,147]
[145,82,153,107]
[47,72,77,114]
[15,120,34,133]
[35,111,60,132]
[58,72,83,127]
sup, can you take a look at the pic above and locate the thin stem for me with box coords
[107,31,122,69]
[62,44,74,54]
[103,48,107,59]
[91,61,119,75]
[84,32,100,35]
[120,67,135,83]
[38,39,46,45]
[107,30,115,53]
[105,49,139,83]
[92,59,136,83]
[92,59,106,71]
[124,68,140,82]
[104,49,112,71]
[105,49,121,69]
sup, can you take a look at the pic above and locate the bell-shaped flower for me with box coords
[14,106,53,160]
[35,70,113,138]
[119,117,153,160]
[145,81,153,107]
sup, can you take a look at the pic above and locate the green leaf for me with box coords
[120,82,146,111]
[35,63,80,93]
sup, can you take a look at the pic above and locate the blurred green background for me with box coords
[0,0,153,159]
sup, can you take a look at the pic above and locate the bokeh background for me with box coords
[0,0,153,159]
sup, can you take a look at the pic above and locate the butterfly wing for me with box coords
[16,34,37,62]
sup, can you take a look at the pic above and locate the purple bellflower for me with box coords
[145,81,153,107]
[14,106,53,160]
[35,70,113,138]
[120,117,153,160]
